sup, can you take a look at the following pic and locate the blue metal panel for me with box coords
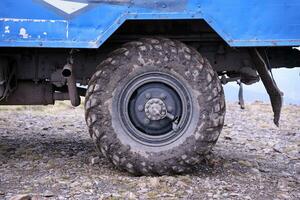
[0,0,300,48]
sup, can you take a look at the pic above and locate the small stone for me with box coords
[186,189,193,194]
[70,181,80,188]
[176,180,188,188]
[138,182,147,188]
[277,193,290,199]
[10,194,31,200]
[43,190,54,197]
[277,178,290,192]
[281,171,292,178]
[226,123,233,127]
[294,162,300,174]
[224,186,235,191]
[82,181,93,188]
[31,195,42,200]
[258,167,271,173]
[90,156,100,165]
[250,168,261,175]
[249,147,257,151]
[224,136,232,140]
[0,191,5,195]
[222,193,228,197]
[273,144,283,153]
[149,177,160,187]
[238,160,253,167]
[126,192,137,199]
[207,192,213,197]
[230,192,239,197]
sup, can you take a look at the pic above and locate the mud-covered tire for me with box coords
[85,38,225,175]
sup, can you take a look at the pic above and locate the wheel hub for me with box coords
[118,72,192,146]
[127,82,181,136]
[145,98,167,121]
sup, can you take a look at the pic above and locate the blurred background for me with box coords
[224,68,300,105]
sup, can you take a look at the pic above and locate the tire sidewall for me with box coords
[85,38,225,174]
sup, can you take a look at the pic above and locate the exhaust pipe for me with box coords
[62,63,80,106]
[62,64,72,77]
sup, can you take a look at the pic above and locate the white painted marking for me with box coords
[4,26,10,34]
[43,0,88,14]
[0,18,67,23]
[19,28,29,39]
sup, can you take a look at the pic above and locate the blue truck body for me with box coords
[0,1,299,176]
[1,0,300,49]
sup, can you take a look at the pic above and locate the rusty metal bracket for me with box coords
[250,48,283,126]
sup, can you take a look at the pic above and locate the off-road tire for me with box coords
[85,38,225,175]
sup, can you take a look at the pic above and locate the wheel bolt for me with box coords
[138,105,144,112]
[145,93,151,99]
[160,93,167,100]
[167,106,173,112]
[144,118,150,124]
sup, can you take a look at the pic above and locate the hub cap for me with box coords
[118,72,192,146]
[145,98,167,121]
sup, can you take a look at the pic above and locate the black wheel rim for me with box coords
[118,72,193,146]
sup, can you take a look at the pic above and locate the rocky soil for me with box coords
[0,101,299,199]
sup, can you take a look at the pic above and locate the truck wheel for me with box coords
[85,38,225,175]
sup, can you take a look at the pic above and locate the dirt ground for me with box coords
[0,101,299,200]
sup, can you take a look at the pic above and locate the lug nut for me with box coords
[138,105,144,112]
[144,118,150,124]
[167,106,173,112]
[160,93,167,100]
[145,93,151,99]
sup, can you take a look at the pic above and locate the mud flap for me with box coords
[250,48,283,126]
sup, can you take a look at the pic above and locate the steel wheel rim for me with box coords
[118,72,193,147]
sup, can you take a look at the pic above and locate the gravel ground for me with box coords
[0,101,299,200]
